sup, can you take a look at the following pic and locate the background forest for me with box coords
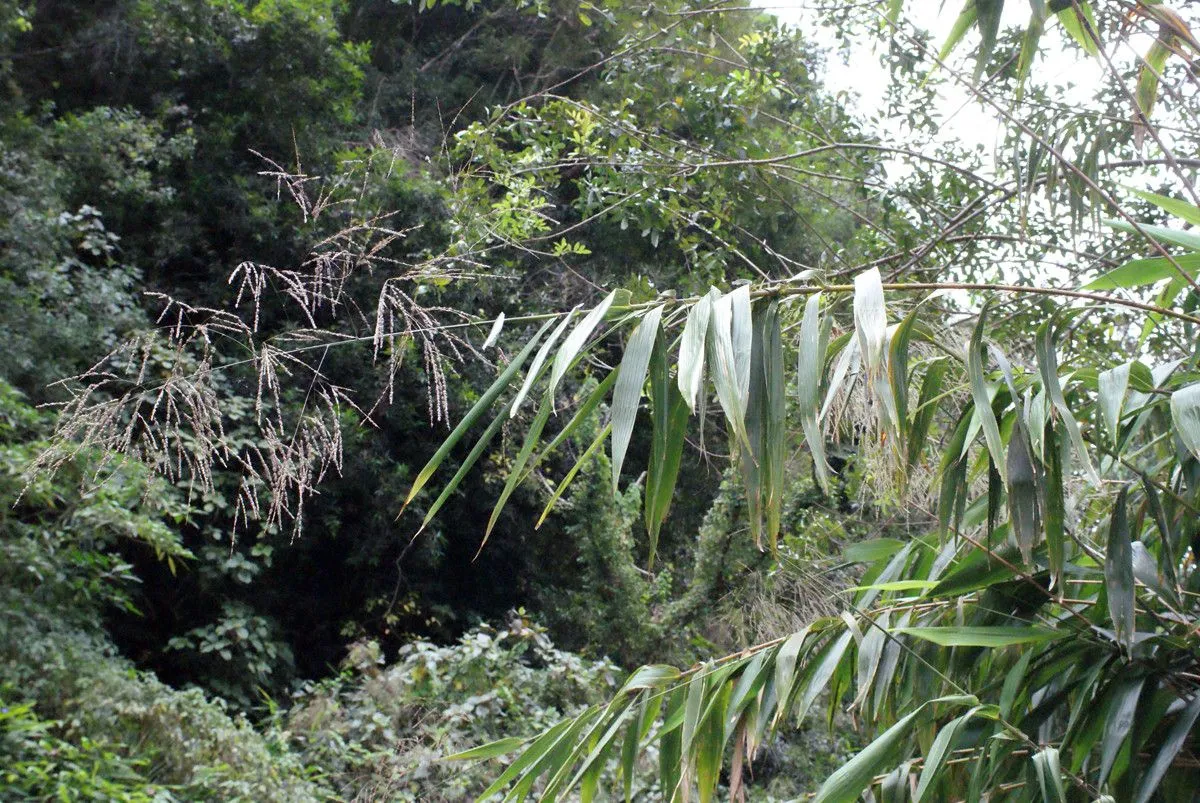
[2,0,1200,801]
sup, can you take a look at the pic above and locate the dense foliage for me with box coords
[5,0,1200,800]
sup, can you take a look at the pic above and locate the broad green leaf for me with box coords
[1015,10,1046,88]
[844,537,906,564]
[853,267,887,381]
[443,736,526,762]
[1099,676,1144,785]
[1170,383,1200,461]
[1132,189,1200,226]
[1098,362,1132,446]
[510,308,578,416]
[677,292,712,411]
[1107,218,1200,252]
[1056,2,1099,57]
[402,317,555,512]
[937,2,978,63]
[888,303,923,448]
[1082,253,1200,290]
[792,630,854,727]
[891,626,1065,647]
[659,688,685,802]
[611,306,664,491]
[1105,487,1135,650]
[645,383,687,567]
[481,312,505,349]
[548,290,617,398]
[844,580,936,594]
[973,0,1004,79]
[967,305,1006,482]
[621,665,682,692]
[907,358,948,470]
[1135,37,1173,127]
[1133,692,1200,803]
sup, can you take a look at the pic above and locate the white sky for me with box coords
[756,1,1140,164]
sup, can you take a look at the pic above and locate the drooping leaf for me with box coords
[812,696,975,803]
[907,358,949,469]
[1131,189,1200,227]
[913,709,977,803]
[1007,418,1039,564]
[1032,746,1067,803]
[709,288,751,448]
[1098,362,1132,446]
[1044,421,1066,590]
[798,293,831,492]
[853,267,887,381]
[1133,692,1200,803]
[1105,487,1135,651]
[1056,1,1099,57]
[611,306,664,491]
[645,370,688,566]
[1036,321,1099,485]
[967,304,1007,482]
[677,291,713,411]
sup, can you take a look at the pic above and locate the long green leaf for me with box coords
[813,696,974,803]
[1133,692,1200,803]
[402,318,555,512]
[892,625,1066,647]
[611,306,664,491]
[798,293,830,492]
[1107,218,1200,252]
[1082,252,1200,290]
[1099,676,1144,785]
[419,400,511,531]
[646,330,688,567]
[1036,321,1099,485]
[443,736,526,762]
[1105,487,1135,651]
[1007,417,1039,564]
[913,709,976,803]
[547,291,617,398]
[968,304,1007,482]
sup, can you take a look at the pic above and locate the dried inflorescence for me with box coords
[31,149,482,539]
